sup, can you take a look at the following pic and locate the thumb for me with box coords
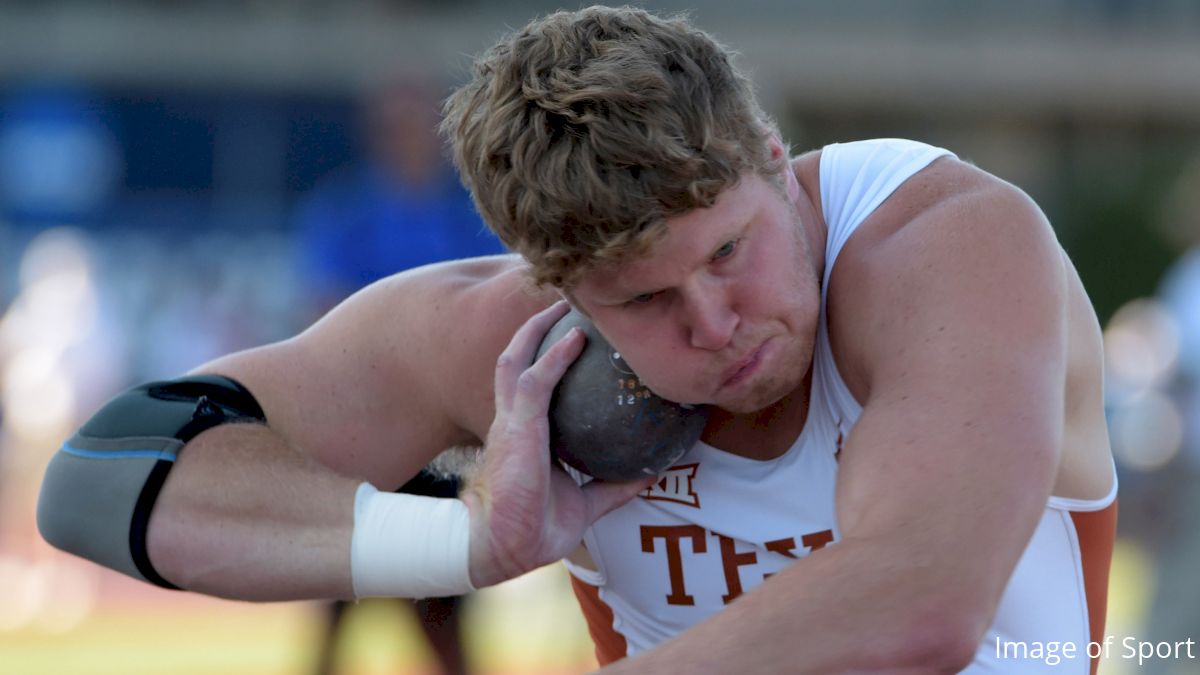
[581,475,657,523]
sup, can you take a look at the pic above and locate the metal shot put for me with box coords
[536,308,708,481]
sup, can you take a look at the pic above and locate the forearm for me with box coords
[145,423,361,601]
[601,536,980,674]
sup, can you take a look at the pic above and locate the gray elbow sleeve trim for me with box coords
[37,375,266,589]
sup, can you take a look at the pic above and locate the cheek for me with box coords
[741,229,805,302]
[618,335,682,377]
[739,259,803,317]
[771,232,821,316]
[610,330,703,399]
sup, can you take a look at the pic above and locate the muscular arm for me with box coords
[604,168,1069,672]
[138,257,553,600]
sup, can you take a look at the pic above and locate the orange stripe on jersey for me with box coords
[569,573,628,666]
[1070,499,1118,675]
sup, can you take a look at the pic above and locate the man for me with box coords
[38,6,1116,673]
[294,74,504,310]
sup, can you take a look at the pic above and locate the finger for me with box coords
[508,326,586,424]
[580,475,658,523]
[494,300,571,409]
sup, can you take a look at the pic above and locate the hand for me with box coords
[462,300,655,587]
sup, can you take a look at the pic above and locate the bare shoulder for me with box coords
[827,158,1065,398]
[315,254,559,438]
[346,254,552,340]
[381,255,560,436]
[195,255,557,485]
[833,157,1058,294]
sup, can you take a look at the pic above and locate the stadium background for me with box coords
[2,1,1199,673]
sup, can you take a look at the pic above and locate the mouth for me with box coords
[720,338,770,389]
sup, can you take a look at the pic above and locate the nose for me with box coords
[682,279,738,351]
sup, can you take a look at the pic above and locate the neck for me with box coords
[791,156,829,288]
[700,370,812,461]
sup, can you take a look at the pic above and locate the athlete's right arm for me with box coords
[37,256,553,601]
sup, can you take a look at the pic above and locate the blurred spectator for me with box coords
[0,83,120,309]
[293,73,503,314]
[1141,155,1200,672]
[0,84,120,232]
[293,73,502,675]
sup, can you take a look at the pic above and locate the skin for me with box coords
[130,139,1112,671]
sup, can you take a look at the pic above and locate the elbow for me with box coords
[844,576,991,673]
[36,447,87,558]
[36,436,180,589]
[36,460,68,554]
[886,605,988,673]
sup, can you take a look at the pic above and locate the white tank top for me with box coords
[566,139,1117,674]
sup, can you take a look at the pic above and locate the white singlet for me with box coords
[564,138,1118,674]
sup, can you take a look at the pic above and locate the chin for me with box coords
[719,379,794,414]
[721,345,812,413]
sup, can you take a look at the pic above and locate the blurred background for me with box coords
[1,1,1198,674]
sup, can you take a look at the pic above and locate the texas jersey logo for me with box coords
[639,463,700,508]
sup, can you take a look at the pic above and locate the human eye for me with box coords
[712,239,739,261]
[627,291,660,306]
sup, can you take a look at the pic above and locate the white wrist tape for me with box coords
[350,482,476,599]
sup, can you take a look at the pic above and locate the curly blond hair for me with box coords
[442,5,784,288]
